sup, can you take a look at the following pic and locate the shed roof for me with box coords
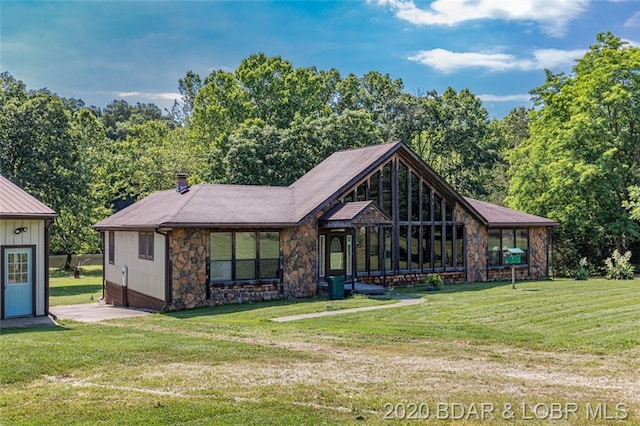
[0,174,57,219]
[464,197,558,228]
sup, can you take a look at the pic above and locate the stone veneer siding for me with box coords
[456,206,487,282]
[169,228,209,310]
[358,271,465,286]
[528,226,550,279]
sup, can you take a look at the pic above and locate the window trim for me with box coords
[138,231,154,261]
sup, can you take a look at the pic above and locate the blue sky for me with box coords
[1,0,638,118]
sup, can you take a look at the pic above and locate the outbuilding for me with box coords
[94,142,558,311]
[0,175,56,319]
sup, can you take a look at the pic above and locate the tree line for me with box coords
[1,32,638,274]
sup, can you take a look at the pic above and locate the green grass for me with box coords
[2,277,639,424]
[49,265,103,306]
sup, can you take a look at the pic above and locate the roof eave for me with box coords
[487,221,560,228]
[0,213,57,219]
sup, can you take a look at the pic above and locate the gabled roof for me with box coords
[319,201,392,228]
[464,197,558,228]
[0,174,56,219]
[94,142,557,230]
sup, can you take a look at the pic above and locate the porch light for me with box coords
[14,226,28,235]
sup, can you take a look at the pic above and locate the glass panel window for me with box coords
[259,232,280,279]
[369,171,380,205]
[410,226,420,270]
[501,229,515,256]
[382,163,392,217]
[434,226,442,268]
[356,184,367,202]
[236,232,256,280]
[356,228,367,273]
[422,184,431,223]
[488,229,501,267]
[515,229,528,265]
[434,193,443,222]
[330,237,343,270]
[456,225,464,267]
[398,226,408,270]
[319,235,326,277]
[384,229,392,271]
[398,163,408,221]
[346,235,353,275]
[445,203,453,222]
[411,173,420,222]
[211,232,232,281]
[369,227,379,272]
[422,225,432,271]
[445,225,454,268]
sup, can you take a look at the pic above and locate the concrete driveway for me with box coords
[49,302,154,323]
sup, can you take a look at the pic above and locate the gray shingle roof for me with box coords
[94,142,558,230]
[0,174,56,218]
[464,197,558,227]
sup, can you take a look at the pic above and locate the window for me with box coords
[369,227,379,272]
[235,232,256,280]
[422,184,431,222]
[108,231,115,264]
[346,235,353,275]
[356,228,367,274]
[210,231,280,282]
[456,225,464,267]
[369,172,380,205]
[398,163,408,221]
[434,226,442,268]
[487,228,529,266]
[399,225,408,270]
[319,235,326,277]
[422,226,432,270]
[411,173,420,222]
[138,232,154,260]
[382,163,392,216]
[259,232,280,279]
[445,225,454,268]
[410,226,420,270]
[211,232,232,281]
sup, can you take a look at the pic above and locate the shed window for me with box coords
[138,232,154,260]
[108,231,115,264]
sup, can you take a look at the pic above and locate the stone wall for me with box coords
[529,227,550,279]
[210,282,282,304]
[488,267,530,282]
[358,270,465,286]
[169,228,209,310]
[457,206,487,282]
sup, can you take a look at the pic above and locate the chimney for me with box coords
[176,173,189,194]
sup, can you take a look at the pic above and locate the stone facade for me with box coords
[529,227,550,279]
[209,282,281,305]
[457,206,487,282]
[487,267,530,281]
[169,228,209,310]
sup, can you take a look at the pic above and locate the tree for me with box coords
[507,33,640,272]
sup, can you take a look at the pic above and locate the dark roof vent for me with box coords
[176,173,189,194]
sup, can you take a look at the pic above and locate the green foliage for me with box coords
[604,249,635,280]
[574,257,589,280]
[425,274,443,289]
[507,33,640,272]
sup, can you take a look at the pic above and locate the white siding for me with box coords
[104,230,165,301]
[0,218,47,316]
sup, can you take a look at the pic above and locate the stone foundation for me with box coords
[488,267,530,281]
[209,282,282,305]
[358,271,465,286]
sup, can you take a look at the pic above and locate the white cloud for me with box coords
[478,94,531,103]
[622,38,640,47]
[624,11,640,27]
[114,91,181,101]
[372,0,589,36]
[408,48,585,73]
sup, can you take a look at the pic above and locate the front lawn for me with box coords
[1,278,638,424]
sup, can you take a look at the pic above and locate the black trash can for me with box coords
[327,275,345,300]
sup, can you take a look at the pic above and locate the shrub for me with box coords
[604,250,635,280]
[425,275,443,290]
[574,257,589,280]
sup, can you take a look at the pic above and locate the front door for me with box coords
[3,247,34,318]
[327,235,345,276]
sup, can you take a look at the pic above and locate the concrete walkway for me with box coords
[0,316,58,329]
[49,302,154,323]
[271,298,424,323]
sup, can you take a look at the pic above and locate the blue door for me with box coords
[3,247,34,318]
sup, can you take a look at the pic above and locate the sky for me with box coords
[1,0,639,118]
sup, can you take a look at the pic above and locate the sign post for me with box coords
[504,248,525,289]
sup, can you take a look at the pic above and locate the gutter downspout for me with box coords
[155,228,171,308]
[100,231,106,301]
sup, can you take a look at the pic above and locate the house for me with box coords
[94,142,558,311]
[0,175,56,319]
